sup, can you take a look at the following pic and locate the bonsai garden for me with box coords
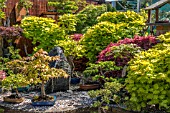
[0,0,170,113]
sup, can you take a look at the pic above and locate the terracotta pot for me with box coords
[3,97,24,103]
[79,84,100,90]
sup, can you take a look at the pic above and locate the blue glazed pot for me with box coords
[71,78,80,84]
[17,86,30,92]
[32,96,57,106]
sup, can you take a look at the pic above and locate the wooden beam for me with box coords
[155,8,159,22]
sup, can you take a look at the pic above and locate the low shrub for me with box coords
[58,14,78,35]
[82,21,120,62]
[98,44,142,78]
[97,10,147,36]
[21,16,65,52]
[97,11,146,25]
[98,35,158,62]
[76,4,107,33]
[82,10,149,63]
[125,32,170,112]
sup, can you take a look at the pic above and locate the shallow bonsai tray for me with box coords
[3,97,24,103]
[32,96,57,106]
[79,84,100,90]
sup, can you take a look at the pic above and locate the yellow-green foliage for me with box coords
[0,10,5,19]
[97,10,146,31]
[76,4,107,33]
[82,11,147,62]
[82,21,120,62]
[48,0,78,15]
[0,0,6,19]
[2,74,29,90]
[125,32,170,112]
[21,16,65,52]
[58,37,85,59]
[58,14,78,34]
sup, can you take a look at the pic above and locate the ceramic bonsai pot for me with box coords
[3,96,24,103]
[79,84,100,90]
[32,96,57,106]
[17,85,30,92]
[71,77,80,84]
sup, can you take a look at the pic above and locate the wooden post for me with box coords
[0,36,3,57]
[137,0,140,13]
[148,10,151,23]
[155,8,159,22]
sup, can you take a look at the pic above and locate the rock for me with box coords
[45,46,71,94]
[67,90,73,94]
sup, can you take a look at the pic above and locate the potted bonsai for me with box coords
[24,49,69,106]
[1,59,29,103]
[2,73,29,103]
[81,61,122,90]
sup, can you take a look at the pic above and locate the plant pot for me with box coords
[17,86,30,92]
[12,86,30,93]
[32,96,56,106]
[3,96,24,103]
[79,84,100,90]
[71,77,80,84]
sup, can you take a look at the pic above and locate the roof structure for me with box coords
[145,0,170,10]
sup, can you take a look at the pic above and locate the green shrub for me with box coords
[125,32,170,112]
[97,11,146,35]
[83,61,121,78]
[88,78,125,110]
[58,36,85,59]
[82,10,147,63]
[98,11,146,24]
[21,16,65,52]
[76,4,107,33]
[58,14,78,35]
[82,21,144,62]
[48,0,78,15]
[0,0,6,19]
[82,21,121,62]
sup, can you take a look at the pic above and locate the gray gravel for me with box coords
[0,86,93,113]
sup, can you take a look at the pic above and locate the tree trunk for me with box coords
[41,80,46,98]
[67,55,75,77]
[15,89,19,96]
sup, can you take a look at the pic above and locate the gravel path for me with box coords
[0,86,94,113]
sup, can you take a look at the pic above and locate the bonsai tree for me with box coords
[25,49,69,100]
[1,59,29,102]
[83,61,122,84]
[2,73,29,98]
